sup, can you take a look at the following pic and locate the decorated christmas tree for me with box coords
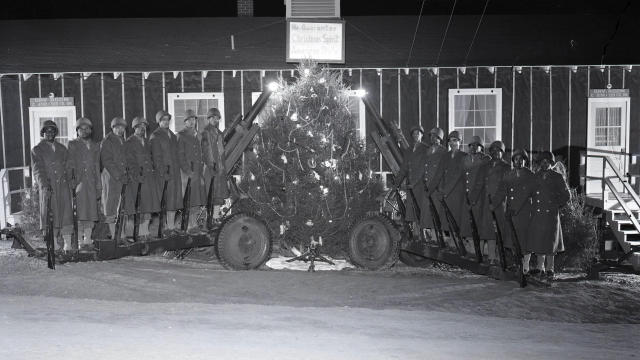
[235,62,383,256]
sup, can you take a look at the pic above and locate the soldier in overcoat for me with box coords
[495,148,535,273]
[460,135,492,251]
[397,125,429,233]
[420,128,446,237]
[527,151,570,278]
[437,131,467,245]
[177,110,206,232]
[31,120,73,250]
[124,116,159,239]
[482,140,511,263]
[66,118,101,249]
[150,110,183,232]
[201,108,229,218]
[101,117,128,238]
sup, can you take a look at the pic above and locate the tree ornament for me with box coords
[280,154,288,164]
[307,157,317,168]
[290,113,298,122]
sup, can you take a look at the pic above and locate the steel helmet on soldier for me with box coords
[75,117,92,130]
[489,140,505,153]
[206,108,221,119]
[184,109,198,121]
[131,116,148,129]
[409,124,425,135]
[429,127,444,141]
[539,151,556,164]
[511,148,529,162]
[40,120,58,137]
[155,110,172,122]
[447,130,461,141]
[110,117,127,129]
[468,135,484,148]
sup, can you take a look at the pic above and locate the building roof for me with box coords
[1,15,639,73]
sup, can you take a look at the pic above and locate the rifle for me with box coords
[423,181,446,248]
[464,192,483,263]
[487,196,507,270]
[505,213,527,287]
[157,165,170,238]
[133,167,143,242]
[439,197,466,256]
[113,178,127,244]
[44,190,55,269]
[206,173,215,230]
[181,162,193,231]
[70,168,78,251]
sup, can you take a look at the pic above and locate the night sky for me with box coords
[1,0,635,20]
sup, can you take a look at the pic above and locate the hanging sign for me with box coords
[29,97,74,107]
[286,19,345,64]
[589,89,629,98]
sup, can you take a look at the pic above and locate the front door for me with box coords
[29,105,77,148]
[586,97,630,195]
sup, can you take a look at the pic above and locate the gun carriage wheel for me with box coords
[215,212,272,270]
[347,215,400,270]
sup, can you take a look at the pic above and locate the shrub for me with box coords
[558,188,599,271]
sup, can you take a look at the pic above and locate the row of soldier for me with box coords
[31,108,229,251]
[398,126,570,279]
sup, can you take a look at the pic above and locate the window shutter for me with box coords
[286,0,340,18]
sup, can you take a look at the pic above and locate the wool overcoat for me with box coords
[419,144,447,228]
[124,134,160,214]
[150,127,183,211]
[177,128,206,207]
[100,132,128,217]
[495,167,535,252]
[527,169,570,254]
[66,139,102,222]
[399,142,429,222]
[439,150,467,231]
[31,140,73,229]
[482,158,511,246]
[460,152,492,239]
[201,124,229,205]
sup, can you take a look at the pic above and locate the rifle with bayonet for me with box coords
[44,190,55,269]
[113,174,127,244]
[505,213,527,288]
[157,165,169,238]
[439,196,466,256]
[464,191,483,263]
[487,196,507,270]
[70,168,78,251]
[133,167,143,242]
[181,162,193,232]
[423,181,446,248]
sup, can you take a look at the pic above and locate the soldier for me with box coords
[66,118,101,249]
[527,151,570,279]
[177,110,206,233]
[437,131,467,247]
[201,108,229,219]
[101,117,128,239]
[31,120,73,251]
[395,125,428,234]
[124,117,159,240]
[483,140,511,264]
[460,135,491,253]
[495,148,535,273]
[150,110,183,233]
[420,127,446,239]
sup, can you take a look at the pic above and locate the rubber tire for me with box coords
[347,215,400,270]
[215,212,272,270]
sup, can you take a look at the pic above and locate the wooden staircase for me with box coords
[604,209,640,269]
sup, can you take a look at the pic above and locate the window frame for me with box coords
[448,88,502,147]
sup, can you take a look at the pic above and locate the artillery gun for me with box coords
[6,83,278,271]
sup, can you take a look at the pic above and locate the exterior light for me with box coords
[267,82,279,92]
[355,89,367,97]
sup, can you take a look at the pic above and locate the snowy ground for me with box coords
[1,240,639,360]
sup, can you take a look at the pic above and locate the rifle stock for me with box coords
[439,197,466,256]
[113,181,127,244]
[506,213,527,287]
[488,197,507,270]
[206,174,215,229]
[158,166,169,238]
[181,162,193,231]
[70,168,78,250]
[423,181,445,248]
[465,192,483,263]
[45,191,55,269]
[133,167,142,242]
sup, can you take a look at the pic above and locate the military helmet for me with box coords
[539,151,556,164]
[489,140,505,152]
[511,148,529,162]
[40,120,58,137]
[468,135,484,148]
[110,117,127,129]
[76,117,92,130]
[206,108,221,119]
[132,116,148,129]
[184,109,198,122]
[155,110,172,122]
[447,130,461,141]
[409,124,425,136]
[429,127,444,141]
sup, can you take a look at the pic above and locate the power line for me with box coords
[463,0,491,66]
[435,0,458,66]
[406,0,428,67]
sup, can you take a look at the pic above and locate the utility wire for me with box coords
[601,1,631,65]
[435,0,458,66]
[463,0,490,66]
[406,0,428,67]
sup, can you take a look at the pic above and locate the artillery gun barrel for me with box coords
[360,96,410,150]
[359,95,405,176]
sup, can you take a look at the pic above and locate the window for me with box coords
[167,93,225,133]
[594,107,622,146]
[29,106,77,148]
[448,88,502,148]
